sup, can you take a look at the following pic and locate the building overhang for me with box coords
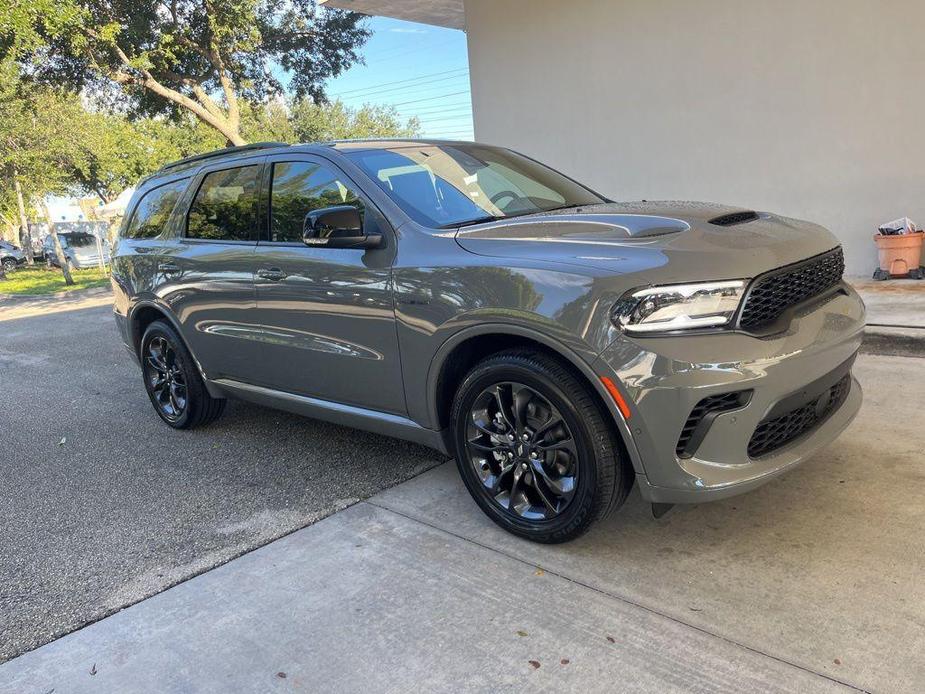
[320,0,465,30]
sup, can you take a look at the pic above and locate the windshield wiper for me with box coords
[444,215,501,229]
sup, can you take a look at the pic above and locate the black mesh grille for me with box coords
[747,374,851,458]
[709,210,760,226]
[739,247,845,332]
[677,391,750,458]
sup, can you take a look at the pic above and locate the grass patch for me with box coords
[0,266,111,296]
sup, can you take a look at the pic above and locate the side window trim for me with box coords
[182,158,266,244]
[261,154,387,246]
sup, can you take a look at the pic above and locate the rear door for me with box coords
[157,159,264,380]
[252,153,405,414]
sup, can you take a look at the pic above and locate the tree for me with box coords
[288,100,421,142]
[236,98,421,144]
[68,106,224,202]
[3,0,372,145]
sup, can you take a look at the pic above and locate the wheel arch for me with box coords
[427,324,643,472]
[129,301,221,398]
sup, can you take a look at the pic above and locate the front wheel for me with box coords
[450,350,631,543]
[140,320,226,429]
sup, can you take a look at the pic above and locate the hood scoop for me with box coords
[709,210,760,226]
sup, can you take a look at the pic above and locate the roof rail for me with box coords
[157,142,290,174]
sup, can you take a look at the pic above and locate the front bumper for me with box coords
[594,283,865,504]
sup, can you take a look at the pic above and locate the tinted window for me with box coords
[123,179,188,239]
[269,161,362,243]
[187,166,259,241]
[346,144,604,228]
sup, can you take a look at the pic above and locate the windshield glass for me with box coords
[345,144,605,228]
[61,233,97,248]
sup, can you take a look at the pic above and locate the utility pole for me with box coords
[13,171,34,265]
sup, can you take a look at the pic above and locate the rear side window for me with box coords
[187,166,259,241]
[123,179,188,239]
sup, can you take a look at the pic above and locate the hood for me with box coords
[454,201,841,284]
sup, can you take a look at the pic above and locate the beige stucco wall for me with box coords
[464,0,925,275]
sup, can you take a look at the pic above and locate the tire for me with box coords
[450,350,631,543]
[1,258,16,271]
[140,320,226,429]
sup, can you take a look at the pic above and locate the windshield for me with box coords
[345,144,605,228]
[61,233,97,248]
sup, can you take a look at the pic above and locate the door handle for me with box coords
[257,267,287,281]
[160,262,180,273]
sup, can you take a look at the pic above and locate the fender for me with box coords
[128,298,224,399]
[425,322,645,475]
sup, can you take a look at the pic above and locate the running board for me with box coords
[211,378,449,455]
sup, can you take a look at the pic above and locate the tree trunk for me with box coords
[40,201,74,286]
[13,173,34,265]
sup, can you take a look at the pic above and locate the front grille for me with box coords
[739,247,845,332]
[677,390,751,458]
[747,373,851,458]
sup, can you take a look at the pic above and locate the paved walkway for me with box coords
[2,354,922,693]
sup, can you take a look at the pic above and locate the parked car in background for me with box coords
[111,140,864,543]
[0,240,26,270]
[44,231,111,270]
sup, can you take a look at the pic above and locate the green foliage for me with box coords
[1,0,372,143]
[287,99,421,142]
[239,98,421,143]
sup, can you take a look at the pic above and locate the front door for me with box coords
[252,154,405,415]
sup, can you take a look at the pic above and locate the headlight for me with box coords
[611,280,748,334]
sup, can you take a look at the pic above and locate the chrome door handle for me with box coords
[160,262,180,273]
[257,268,287,281]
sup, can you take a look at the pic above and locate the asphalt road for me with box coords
[0,298,445,662]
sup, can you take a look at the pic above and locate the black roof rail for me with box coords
[157,142,290,174]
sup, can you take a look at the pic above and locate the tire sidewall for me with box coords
[452,360,601,539]
[140,322,195,428]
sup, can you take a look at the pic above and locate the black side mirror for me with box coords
[303,206,383,249]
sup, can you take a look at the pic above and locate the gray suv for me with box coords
[112,140,864,542]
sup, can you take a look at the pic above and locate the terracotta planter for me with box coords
[874,232,924,276]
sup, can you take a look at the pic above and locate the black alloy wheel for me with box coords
[140,320,226,429]
[142,335,188,422]
[452,350,631,543]
[465,381,578,520]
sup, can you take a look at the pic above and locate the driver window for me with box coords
[270,161,363,242]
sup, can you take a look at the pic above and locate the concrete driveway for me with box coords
[1,300,922,693]
[0,299,444,663]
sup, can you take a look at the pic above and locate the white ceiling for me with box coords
[320,0,465,30]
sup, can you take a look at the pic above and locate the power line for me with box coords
[398,102,472,116]
[417,114,474,124]
[337,75,469,102]
[330,67,468,97]
[401,108,472,120]
[360,34,448,61]
[389,90,471,107]
[365,41,461,66]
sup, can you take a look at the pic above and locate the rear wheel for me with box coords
[1,258,16,271]
[140,320,225,429]
[451,350,631,543]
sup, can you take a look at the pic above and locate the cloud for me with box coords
[388,27,428,34]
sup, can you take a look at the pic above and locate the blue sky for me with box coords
[324,16,473,140]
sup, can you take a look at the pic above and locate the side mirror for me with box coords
[303,206,383,249]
